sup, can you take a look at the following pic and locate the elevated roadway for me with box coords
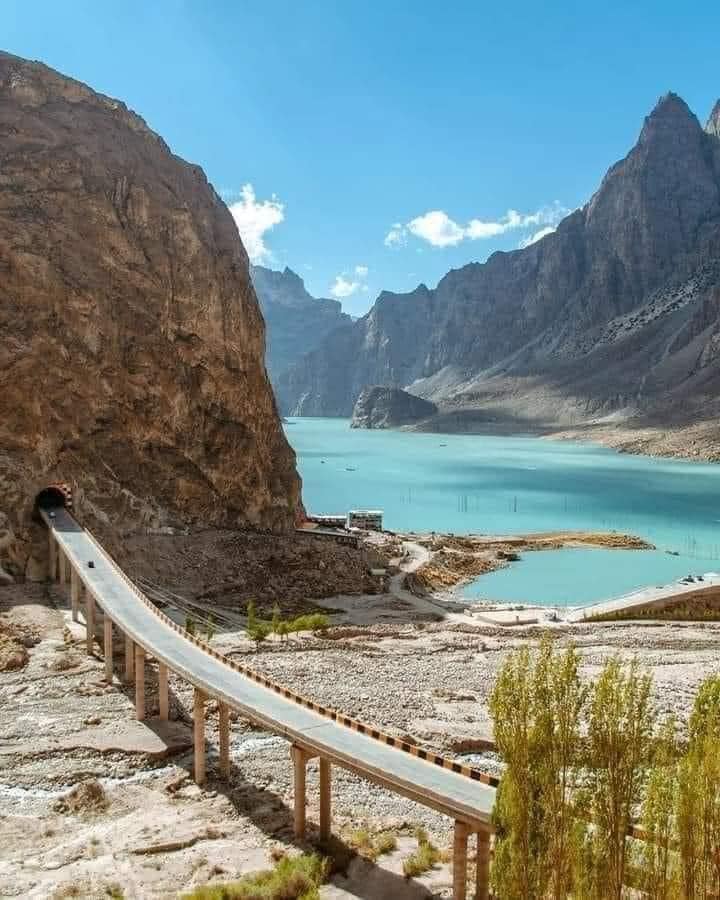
[43,506,494,899]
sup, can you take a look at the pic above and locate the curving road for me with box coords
[45,507,495,830]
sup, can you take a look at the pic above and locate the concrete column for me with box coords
[135,646,145,721]
[475,830,490,900]
[319,757,332,842]
[70,569,80,622]
[218,702,230,777]
[85,592,95,656]
[103,616,113,683]
[48,532,57,581]
[291,745,307,839]
[158,663,169,721]
[194,689,206,785]
[124,633,135,683]
[58,549,67,586]
[453,821,469,900]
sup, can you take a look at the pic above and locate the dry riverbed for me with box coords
[3,531,720,898]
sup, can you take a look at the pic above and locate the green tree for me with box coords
[583,657,655,900]
[677,676,720,898]
[205,613,215,641]
[490,638,586,899]
[641,718,680,899]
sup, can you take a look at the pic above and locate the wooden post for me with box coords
[124,633,135,683]
[85,592,95,655]
[194,689,206,785]
[292,745,307,839]
[103,616,113,682]
[476,830,490,900]
[70,569,80,622]
[135,645,145,721]
[218,701,230,776]
[158,663,169,721]
[48,532,57,581]
[453,821,469,900]
[319,757,332,842]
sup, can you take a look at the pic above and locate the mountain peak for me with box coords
[706,99,720,138]
[638,91,701,145]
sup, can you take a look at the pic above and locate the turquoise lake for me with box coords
[285,418,720,606]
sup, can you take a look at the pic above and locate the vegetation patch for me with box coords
[402,828,441,878]
[182,852,328,900]
[344,827,398,861]
[489,637,720,898]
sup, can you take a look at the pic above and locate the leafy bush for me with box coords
[182,852,328,900]
[402,829,440,878]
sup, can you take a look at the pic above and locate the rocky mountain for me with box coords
[278,94,720,451]
[251,265,351,387]
[0,52,300,579]
[350,386,437,429]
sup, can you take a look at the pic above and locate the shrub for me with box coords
[182,852,328,899]
[402,829,440,878]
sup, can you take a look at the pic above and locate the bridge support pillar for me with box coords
[319,757,332,842]
[86,592,95,656]
[476,829,490,900]
[158,663,169,720]
[135,646,145,720]
[291,745,308,839]
[59,549,67,587]
[218,702,230,776]
[194,689,206,785]
[103,616,113,683]
[453,821,469,900]
[48,532,57,581]
[70,569,80,622]
[124,634,135,683]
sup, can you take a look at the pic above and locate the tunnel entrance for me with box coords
[34,482,73,522]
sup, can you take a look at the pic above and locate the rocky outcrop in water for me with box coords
[251,265,350,387]
[350,386,437,429]
[278,93,720,445]
[0,51,300,578]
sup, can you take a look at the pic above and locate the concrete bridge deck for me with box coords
[44,507,494,899]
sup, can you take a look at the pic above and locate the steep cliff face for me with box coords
[251,265,350,386]
[350,387,437,429]
[0,52,300,578]
[278,94,720,432]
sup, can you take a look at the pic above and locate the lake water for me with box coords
[285,418,720,605]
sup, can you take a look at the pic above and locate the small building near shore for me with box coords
[347,509,383,531]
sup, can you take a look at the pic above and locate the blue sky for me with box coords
[4,1,719,316]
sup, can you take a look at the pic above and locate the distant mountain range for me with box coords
[251,265,351,388]
[275,93,720,456]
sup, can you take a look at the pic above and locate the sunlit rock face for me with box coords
[0,51,301,577]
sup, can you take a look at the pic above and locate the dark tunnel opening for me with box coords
[34,484,71,522]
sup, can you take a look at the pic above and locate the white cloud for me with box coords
[407,210,466,247]
[386,201,569,250]
[227,183,284,264]
[518,226,556,248]
[330,264,369,299]
[384,223,407,247]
